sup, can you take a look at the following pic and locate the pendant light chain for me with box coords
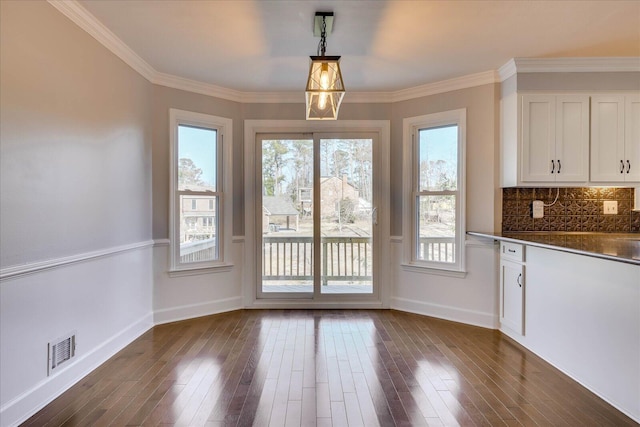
[317,16,327,56]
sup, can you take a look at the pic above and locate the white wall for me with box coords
[390,85,501,328]
[0,2,153,426]
[152,239,244,324]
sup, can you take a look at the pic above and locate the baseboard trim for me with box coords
[391,297,498,329]
[0,312,153,427]
[153,296,243,325]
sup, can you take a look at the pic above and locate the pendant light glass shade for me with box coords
[305,57,345,120]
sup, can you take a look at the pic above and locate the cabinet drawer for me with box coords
[501,241,525,262]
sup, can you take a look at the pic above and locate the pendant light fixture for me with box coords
[305,12,345,120]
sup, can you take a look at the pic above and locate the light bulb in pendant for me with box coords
[319,63,330,89]
[318,93,327,110]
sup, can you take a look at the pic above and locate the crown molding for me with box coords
[48,1,640,104]
[391,70,500,102]
[47,0,156,81]
[239,91,305,104]
[498,59,518,82]
[499,57,640,81]
[151,72,245,102]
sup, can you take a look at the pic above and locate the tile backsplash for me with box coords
[502,187,640,233]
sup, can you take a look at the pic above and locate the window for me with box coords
[403,109,466,273]
[170,109,232,272]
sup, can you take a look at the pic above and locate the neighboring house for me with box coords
[180,184,218,242]
[319,175,360,218]
[263,196,299,232]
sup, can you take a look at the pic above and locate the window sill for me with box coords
[168,263,234,277]
[400,263,467,278]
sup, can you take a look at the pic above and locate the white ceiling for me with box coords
[77,0,640,94]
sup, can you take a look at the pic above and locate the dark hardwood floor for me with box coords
[22,310,637,426]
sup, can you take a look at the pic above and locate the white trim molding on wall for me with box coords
[0,240,155,281]
[498,57,640,81]
[153,296,243,325]
[390,297,496,329]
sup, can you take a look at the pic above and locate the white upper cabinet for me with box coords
[502,91,640,187]
[520,94,589,184]
[590,95,640,182]
[626,96,640,182]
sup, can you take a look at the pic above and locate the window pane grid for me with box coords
[412,119,462,268]
[416,194,456,263]
[418,125,458,192]
[171,111,228,270]
[178,194,219,263]
[177,125,218,192]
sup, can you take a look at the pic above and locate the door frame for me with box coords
[244,120,390,309]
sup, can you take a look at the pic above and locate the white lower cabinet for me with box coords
[499,242,525,335]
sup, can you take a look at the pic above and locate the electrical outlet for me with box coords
[531,200,544,219]
[603,200,618,215]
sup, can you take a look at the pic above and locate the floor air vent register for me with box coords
[48,333,76,376]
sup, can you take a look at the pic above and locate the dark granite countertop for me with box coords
[467,231,640,265]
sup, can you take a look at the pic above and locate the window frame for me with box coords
[169,108,233,274]
[402,109,466,274]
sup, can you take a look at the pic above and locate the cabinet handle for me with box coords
[627,160,631,174]
[508,249,516,253]
[551,160,555,174]
[620,160,625,174]
[517,273,522,287]
[557,159,561,173]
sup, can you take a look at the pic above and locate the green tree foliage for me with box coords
[420,159,456,191]
[178,158,204,187]
[287,140,313,203]
[262,140,289,196]
[338,198,356,224]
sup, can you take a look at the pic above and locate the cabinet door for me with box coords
[522,95,556,182]
[555,95,589,182]
[500,260,525,335]
[591,95,625,182]
[625,95,640,182]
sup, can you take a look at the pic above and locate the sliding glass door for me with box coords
[257,133,376,299]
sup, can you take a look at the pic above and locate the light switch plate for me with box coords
[532,200,544,219]
[603,200,618,215]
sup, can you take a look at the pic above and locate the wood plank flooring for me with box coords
[22,310,637,426]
